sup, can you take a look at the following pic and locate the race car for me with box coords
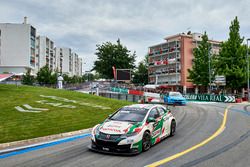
[164,91,187,105]
[89,104,176,155]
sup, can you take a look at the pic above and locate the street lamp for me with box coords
[247,39,250,102]
[209,44,212,94]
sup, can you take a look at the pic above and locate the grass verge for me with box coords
[0,84,132,143]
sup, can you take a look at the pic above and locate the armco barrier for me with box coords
[183,94,236,103]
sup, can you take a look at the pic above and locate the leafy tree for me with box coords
[214,16,246,91]
[36,65,55,85]
[83,73,95,81]
[188,32,213,89]
[93,39,136,79]
[22,69,35,85]
[62,74,70,84]
[133,55,149,85]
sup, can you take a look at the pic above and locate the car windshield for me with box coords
[110,107,148,122]
[169,92,183,97]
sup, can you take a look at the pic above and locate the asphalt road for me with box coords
[0,103,249,167]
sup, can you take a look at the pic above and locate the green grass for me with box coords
[0,84,132,143]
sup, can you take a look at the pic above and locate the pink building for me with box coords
[148,33,220,93]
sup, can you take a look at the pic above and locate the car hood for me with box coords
[99,120,136,135]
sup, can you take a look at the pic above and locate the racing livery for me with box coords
[89,104,176,155]
[164,91,187,105]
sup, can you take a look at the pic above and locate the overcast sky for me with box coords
[0,0,249,71]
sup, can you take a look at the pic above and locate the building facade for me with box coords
[148,33,220,93]
[0,19,36,75]
[35,36,56,73]
[0,18,83,77]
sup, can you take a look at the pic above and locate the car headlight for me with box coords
[120,127,142,138]
[92,125,100,139]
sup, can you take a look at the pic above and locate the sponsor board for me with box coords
[183,94,235,103]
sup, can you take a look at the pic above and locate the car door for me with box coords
[147,107,162,144]
[157,106,171,137]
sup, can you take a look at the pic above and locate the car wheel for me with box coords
[170,120,176,136]
[142,131,151,152]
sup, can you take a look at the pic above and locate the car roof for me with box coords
[123,104,162,110]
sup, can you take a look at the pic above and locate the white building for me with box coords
[55,48,83,77]
[0,17,36,75]
[55,47,71,76]
[35,36,56,73]
[0,18,83,77]
[78,57,83,76]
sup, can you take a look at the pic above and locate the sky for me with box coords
[0,0,249,72]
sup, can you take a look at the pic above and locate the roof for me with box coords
[124,104,158,110]
[143,84,159,89]
[0,74,14,82]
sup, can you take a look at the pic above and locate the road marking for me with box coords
[146,106,231,167]
[0,133,91,159]
[219,112,224,117]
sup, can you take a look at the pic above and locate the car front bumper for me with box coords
[89,140,140,155]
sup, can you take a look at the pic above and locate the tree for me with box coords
[22,69,35,85]
[93,39,136,79]
[83,73,94,81]
[132,55,149,85]
[36,65,55,85]
[188,32,212,90]
[214,16,246,92]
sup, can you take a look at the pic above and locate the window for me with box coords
[110,107,148,122]
[158,107,165,116]
[148,108,160,119]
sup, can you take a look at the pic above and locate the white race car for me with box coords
[89,104,176,155]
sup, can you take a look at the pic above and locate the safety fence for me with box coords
[99,92,144,103]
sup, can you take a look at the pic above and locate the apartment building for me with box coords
[0,17,36,75]
[71,52,82,76]
[35,36,56,73]
[55,47,71,75]
[78,57,83,76]
[148,33,220,93]
[0,18,83,77]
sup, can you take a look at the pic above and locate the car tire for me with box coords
[170,120,176,136]
[142,131,151,152]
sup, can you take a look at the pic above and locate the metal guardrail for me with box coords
[99,92,143,103]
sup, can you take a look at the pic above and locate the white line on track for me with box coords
[219,112,224,117]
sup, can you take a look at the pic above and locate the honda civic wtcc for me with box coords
[89,104,176,155]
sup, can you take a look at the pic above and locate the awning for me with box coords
[0,74,14,82]
[143,84,159,89]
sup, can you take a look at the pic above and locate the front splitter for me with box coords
[88,145,140,156]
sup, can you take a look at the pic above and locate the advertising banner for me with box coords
[183,94,235,103]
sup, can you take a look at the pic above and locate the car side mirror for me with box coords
[147,117,156,123]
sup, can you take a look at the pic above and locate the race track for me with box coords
[0,103,249,167]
